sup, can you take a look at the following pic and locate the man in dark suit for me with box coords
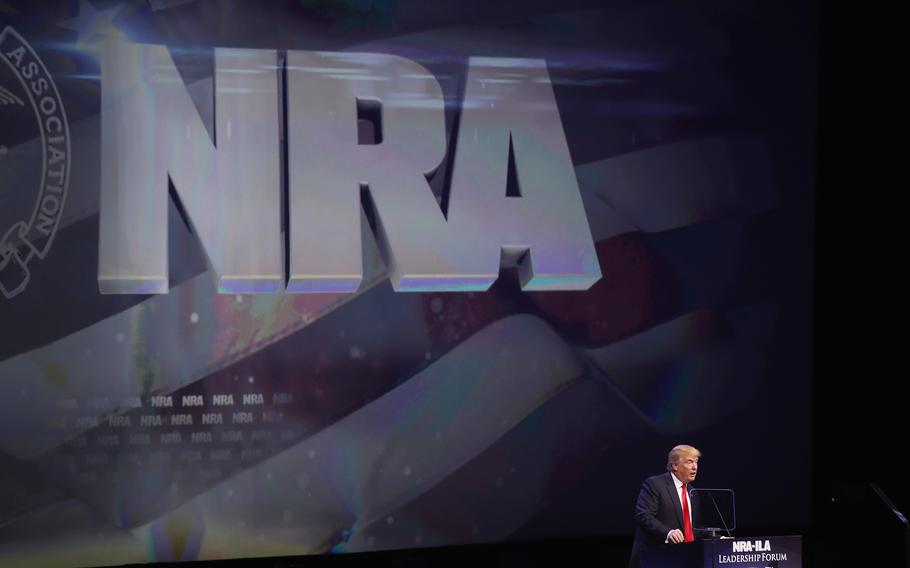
[629,445,703,568]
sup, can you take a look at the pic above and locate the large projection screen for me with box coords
[0,1,814,565]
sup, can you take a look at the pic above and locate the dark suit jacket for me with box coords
[629,472,702,568]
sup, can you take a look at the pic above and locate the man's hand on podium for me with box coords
[667,529,685,544]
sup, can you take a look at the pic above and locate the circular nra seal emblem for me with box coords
[0,26,71,299]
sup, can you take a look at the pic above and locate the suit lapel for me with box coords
[667,473,684,529]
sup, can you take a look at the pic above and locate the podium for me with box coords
[641,536,802,568]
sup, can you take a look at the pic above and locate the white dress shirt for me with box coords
[666,472,694,542]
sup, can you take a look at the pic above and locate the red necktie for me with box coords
[681,483,695,542]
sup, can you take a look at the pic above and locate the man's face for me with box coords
[672,452,699,483]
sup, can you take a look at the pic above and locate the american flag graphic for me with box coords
[0,1,814,565]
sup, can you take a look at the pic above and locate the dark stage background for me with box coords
[814,0,909,566]
[0,1,818,566]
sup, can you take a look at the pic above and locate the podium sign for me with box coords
[641,536,802,568]
[713,536,801,567]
